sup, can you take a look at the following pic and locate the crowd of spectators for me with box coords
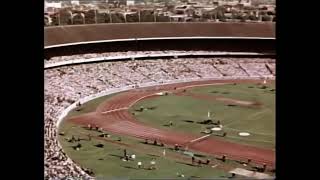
[45,50,251,64]
[44,55,275,179]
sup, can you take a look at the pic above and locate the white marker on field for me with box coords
[190,134,211,143]
[239,132,250,137]
[101,107,128,114]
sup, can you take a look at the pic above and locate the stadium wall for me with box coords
[45,22,275,46]
[44,23,275,59]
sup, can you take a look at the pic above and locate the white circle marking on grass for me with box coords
[239,132,250,136]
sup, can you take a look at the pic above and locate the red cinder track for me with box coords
[69,79,275,168]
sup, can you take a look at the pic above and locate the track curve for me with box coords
[68,79,275,168]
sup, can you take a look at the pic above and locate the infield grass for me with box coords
[59,121,231,179]
[59,120,274,179]
[129,82,275,149]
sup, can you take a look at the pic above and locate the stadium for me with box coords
[44,22,275,179]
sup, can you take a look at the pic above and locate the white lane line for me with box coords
[109,121,165,138]
[101,107,128,114]
[189,134,211,143]
[128,93,160,108]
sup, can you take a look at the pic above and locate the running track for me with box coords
[69,79,275,168]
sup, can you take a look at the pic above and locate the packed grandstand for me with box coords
[44,50,275,179]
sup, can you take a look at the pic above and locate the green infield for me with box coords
[59,120,275,179]
[129,82,275,149]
